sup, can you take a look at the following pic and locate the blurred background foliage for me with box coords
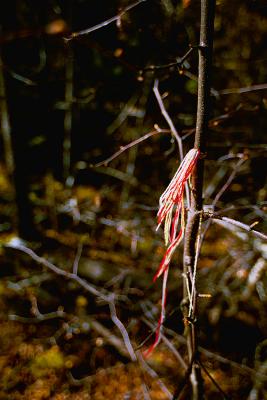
[0,0,267,399]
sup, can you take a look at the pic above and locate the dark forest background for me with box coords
[0,1,266,399]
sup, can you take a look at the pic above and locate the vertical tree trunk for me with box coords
[0,46,14,177]
[63,44,74,183]
[63,0,74,184]
[183,1,215,399]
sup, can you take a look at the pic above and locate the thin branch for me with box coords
[6,243,112,302]
[66,0,147,40]
[211,215,267,241]
[153,79,190,205]
[172,354,196,400]
[141,383,152,400]
[188,212,203,318]
[90,318,135,359]
[201,156,246,244]
[107,92,140,135]
[198,359,231,400]
[93,165,138,185]
[142,303,267,382]
[141,47,194,73]
[181,69,219,97]
[212,157,246,206]
[215,204,267,219]
[153,79,183,160]
[148,315,267,382]
[9,310,66,323]
[92,128,169,168]
[143,318,187,371]
[109,296,137,362]
[73,242,83,275]
[6,243,139,362]
[8,68,36,86]
[219,83,267,95]
[7,272,51,291]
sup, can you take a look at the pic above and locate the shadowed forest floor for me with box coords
[0,169,266,399]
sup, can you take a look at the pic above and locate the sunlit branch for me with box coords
[211,215,267,241]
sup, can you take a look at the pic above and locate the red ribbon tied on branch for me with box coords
[144,148,200,357]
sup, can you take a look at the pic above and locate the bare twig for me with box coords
[153,79,190,205]
[6,243,112,302]
[6,243,140,363]
[7,272,51,291]
[201,156,246,243]
[73,242,83,275]
[7,68,36,85]
[153,79,183,160]
[141,47,194,73]
[211,215,267,241]
[9,309,66,323]
[212,157,246,206]
[92,128,169,168]
[181,69,219,97]
[141,383,152,400]
[94,165,138,185]
[90,317,135,359]
[66,0,147,40]
[143,318,187,371]
[109,296,137,362]
[107,92,140,135]
[214,204,267,219]
[219,83,267,95]
[198,359,231,400]
[188,212,203,319]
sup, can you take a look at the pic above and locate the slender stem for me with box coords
[183,1,215,399]
[67,0,147,40]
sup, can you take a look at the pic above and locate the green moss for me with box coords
[30,346,64,378]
